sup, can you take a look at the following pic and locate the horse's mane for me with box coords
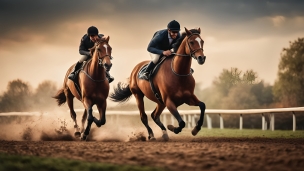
[89,37,107,55]
[173,29,200,52]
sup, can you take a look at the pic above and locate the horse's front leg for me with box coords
[166,99,185,134]
[80,109,87,133]
[81,99,94,141]
[186,94,206,136]
[94,100,106,127]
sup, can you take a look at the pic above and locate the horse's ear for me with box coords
[185,27,192,36]
[105,36,110,43]
[197,27,201,34]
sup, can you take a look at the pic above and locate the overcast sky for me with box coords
[0,0,304,93]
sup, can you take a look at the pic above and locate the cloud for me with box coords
[270,16,286,27]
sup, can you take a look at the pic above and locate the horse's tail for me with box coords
[52,88,66,106]
[109,82,132,103]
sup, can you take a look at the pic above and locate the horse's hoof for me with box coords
[81,133,87,141]
[167,125,175,132]
[162,134,169,141]
[74,132,81,138]
[149,137,156,141]
[191,126,201,136]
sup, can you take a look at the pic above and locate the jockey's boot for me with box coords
[106,71,114,83]
[140,61,156,80]
[68,62,82,81]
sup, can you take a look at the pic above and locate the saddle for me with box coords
[72,60,90,100]
[138,57,167,104]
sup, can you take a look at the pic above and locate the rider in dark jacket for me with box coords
[140,20,181,80]
[68,26,114,83]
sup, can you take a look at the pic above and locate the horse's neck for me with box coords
[87,52,106,79]
[172,41,192,75]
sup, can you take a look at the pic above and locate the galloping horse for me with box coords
[110,28,206,141]
[53,36,112,140]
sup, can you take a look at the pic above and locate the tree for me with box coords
[213,67,242,96]
[213,67,258,96]
[0,79,33,112]
[273,38,304,107]
[33,80,58,110]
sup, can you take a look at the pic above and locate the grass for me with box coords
[0,153,166,171]
[184,128,304,138]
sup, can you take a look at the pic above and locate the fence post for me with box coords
[239,114,243,130]
[206,114,212,129]
[183,114,187,128]
[187,115,192,128]
[270,113,275,131]
[292,112,296,132]
[262,114,265,130]
[219,114,224,129]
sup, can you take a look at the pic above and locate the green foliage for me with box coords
[200,67,272,109]
[191,128,304,138]
[33,80,58,110]
[273,37,304,107]
[0,153,166,171]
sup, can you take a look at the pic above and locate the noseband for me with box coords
[97,51,110,66]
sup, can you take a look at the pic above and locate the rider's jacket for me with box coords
[147,29,180,55]
[79,34,104,56]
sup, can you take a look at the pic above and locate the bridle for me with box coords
[95,41,111,67]
[173,33,204,60]
[171,33,204,76]
[81,40,111,82]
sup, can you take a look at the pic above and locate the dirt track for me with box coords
[1,137,304,171]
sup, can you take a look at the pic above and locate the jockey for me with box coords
[139,20,181,80]
[68,26,114,83]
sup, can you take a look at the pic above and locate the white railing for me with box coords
[77,107,304,131]
[1,107,304,131]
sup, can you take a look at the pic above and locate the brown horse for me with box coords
[53,36,112,140]
[110,28,206,141]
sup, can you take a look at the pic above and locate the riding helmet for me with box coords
[87,26,99,36]
[167,20,180,31]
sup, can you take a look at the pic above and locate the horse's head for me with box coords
[92,36,112,71]
[184,27,206,65]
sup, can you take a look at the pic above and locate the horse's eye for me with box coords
[190,41,194,45]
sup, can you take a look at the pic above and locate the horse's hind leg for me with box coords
[186,94,206,136]
[166,99,185,134]
[134,93,155,140]
[151,104,169,141]
[65,88,80,137]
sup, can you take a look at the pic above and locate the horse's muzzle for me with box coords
[197,56,206,65]
[104,63,112,71]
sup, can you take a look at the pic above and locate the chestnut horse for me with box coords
[53,36,112,140]
[110,28,206,141]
